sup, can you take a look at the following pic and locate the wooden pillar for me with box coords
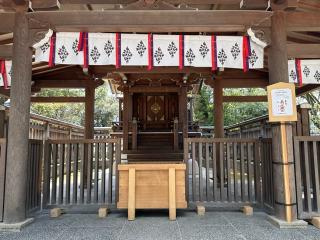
[268,11,297,222]
[123,88,132,151]
[214,78,224,138]
[4,10,32,223]
[0,109,6,138]
[85,86,95,139]
[179,86,188,140]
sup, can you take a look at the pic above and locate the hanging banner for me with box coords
[267,82,297,122]
[0,60,12,88]
[288,59,320,85]
[120,34,148,66]
[34,32,265,71]
[153,35,179,67]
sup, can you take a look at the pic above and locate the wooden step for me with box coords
[127,153,183,160]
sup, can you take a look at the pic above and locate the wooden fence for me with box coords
[294,136,320,219]
[43,138,121,209]
[184,138,272,207]
[26,139,43,214]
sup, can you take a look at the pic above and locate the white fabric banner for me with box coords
[216,36,243,69]
[288,60,297,83]
[88,33,116,66]
[153,35,179,67]
[55,32,84,65]
[0,60,12,87]
[184,35,212,67]
[120,34,148,66]
[300,59,320,84]
[35,38,51,63]
[249,40,264,69]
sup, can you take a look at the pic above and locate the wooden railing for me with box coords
[184,138,272,207]
[26,139,43,214]
[43,138,121,209]
[294,136,320,219]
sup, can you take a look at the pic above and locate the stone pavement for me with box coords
[0,211,320,240]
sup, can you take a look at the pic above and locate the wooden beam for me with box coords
[30,0,60,10]
[0,13,15,33]
[287,44,320,59]
[220,78,268,88]
[31,96,86,103]
[128,86,180,93]
[286,12,320,31]
[240,0,269,10]
[0,45,12,59]
[296,84,320,96]
[27,10,271,32]
[223,95,267,102]
[32,79,104,88]
[59,0,241,4]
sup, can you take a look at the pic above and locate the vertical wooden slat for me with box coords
[86,143,92,204]
[219,142,225,201]
[94,142,99,203]
[79,143,85,204]
[312,141,320,212]
[240,143,246,202]
[247,143,253,202]
[115,139,121,203]
[73,143,79,204]
[51,144,58,204]
[184,140,189,203]
[101,142,106,203]
[304,141,312,213]
[199,142,203,202]
[226,143,231,201]
[43,141,51,208]
[58,143,65,205]
[294,139,303,217]
[212,142,217,201]
[205,143,211,201]
[192,142,196,202]
[108,143,114,204]
[65,143,71,204]
[233,142,238,202]
[254,141,262,204]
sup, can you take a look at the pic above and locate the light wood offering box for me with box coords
[117,163,187,220]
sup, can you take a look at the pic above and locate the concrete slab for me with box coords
[0,218,34,232]
[267,215,308,229]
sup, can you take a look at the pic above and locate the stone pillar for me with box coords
[268,11,298,223]
[3,10,32,223]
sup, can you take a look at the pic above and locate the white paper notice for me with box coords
[271,88,293,117]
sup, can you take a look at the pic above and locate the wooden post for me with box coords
[297,103,311,136]
[128,168,135,221]
[122,88,132,151]
[132,117,137,150]
[179,86,188,144]
[173,118,179,151]
[85,86,95,139]
[3,10,33,223]
[168,168,176,220]
[214,78,224,138]
[268,11,297,222]
[213,77,224,181]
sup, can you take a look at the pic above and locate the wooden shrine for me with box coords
[0,0,320,228]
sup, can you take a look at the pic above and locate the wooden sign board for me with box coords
[267,82,297,122]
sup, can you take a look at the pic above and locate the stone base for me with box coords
[0,218,34,232]
[267,215,308,229]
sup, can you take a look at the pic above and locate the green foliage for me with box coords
[193,85,268,127]
[301,91,320,131]
[31,85,118,127]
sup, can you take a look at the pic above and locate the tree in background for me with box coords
[31,85,118,127]
[193,84,268,127]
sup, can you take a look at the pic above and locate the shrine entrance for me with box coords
[133,93,179,131]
